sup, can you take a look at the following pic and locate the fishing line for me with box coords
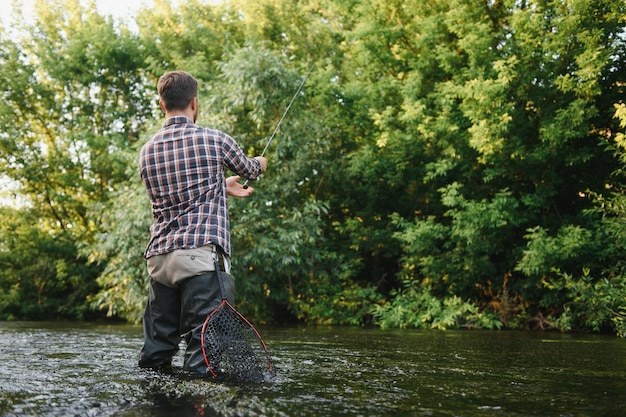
[243,63,315,189]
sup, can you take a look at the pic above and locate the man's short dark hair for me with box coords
[158,71,198,111]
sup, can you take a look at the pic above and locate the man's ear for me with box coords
[191,96,198,111]
[159,100,167,114]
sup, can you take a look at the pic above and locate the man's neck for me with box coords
[165,109,194,120]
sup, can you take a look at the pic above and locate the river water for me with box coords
[0,321,624,416]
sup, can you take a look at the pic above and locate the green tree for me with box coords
[0,0,154,318]
[86,152,152,323]
[1,0,625,335]
[518,103,626,336]
[360,0,625,330]
[0,206,99,319]
[91,1,348,323]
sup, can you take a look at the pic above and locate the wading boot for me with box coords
[179,271,235,377]
[138,278,181,371]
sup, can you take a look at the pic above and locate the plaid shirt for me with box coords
[139,116,262,258]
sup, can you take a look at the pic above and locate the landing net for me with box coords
[201,300,274,383]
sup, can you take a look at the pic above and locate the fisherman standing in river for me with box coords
[137,70,267,376]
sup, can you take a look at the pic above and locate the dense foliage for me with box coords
[0,0,625,336]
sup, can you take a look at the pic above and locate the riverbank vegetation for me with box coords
[0,0,625,336]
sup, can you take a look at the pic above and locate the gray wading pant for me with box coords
[138,246,234,375]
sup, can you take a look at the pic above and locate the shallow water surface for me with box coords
[0,322,624,416]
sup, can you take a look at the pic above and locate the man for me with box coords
[138,70,267,376]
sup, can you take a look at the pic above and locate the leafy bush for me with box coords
[370,284,503,330]
[543,269,626,336]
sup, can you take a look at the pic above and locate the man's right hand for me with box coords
[255,156,268,172]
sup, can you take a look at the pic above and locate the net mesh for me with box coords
[202,302,274,383]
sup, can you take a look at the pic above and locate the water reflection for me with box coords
[0,322,624,416]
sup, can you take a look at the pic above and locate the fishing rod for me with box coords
[243,64,315,189]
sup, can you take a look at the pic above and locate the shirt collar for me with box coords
[163,116,194,128]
